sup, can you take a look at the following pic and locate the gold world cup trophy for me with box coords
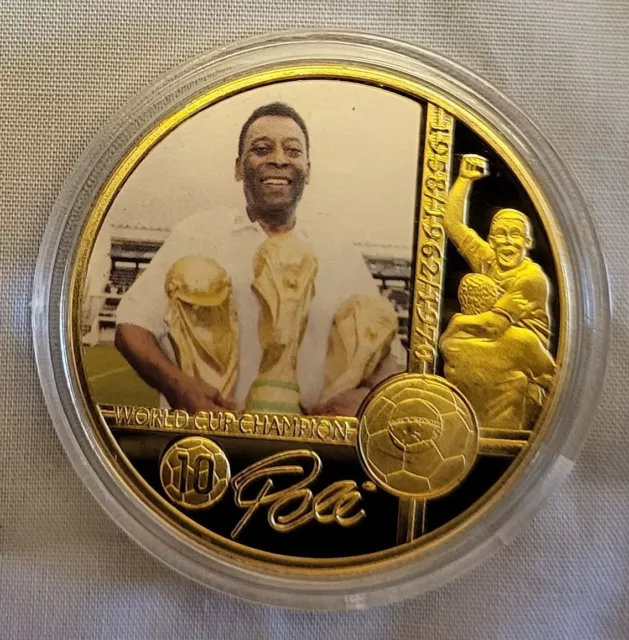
[318,294,399,408]
[165,255,239,399]
[245,233,318,414]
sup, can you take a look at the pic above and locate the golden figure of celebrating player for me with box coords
[440,155,556,430]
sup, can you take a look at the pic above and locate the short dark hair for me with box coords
[238,102,310,157]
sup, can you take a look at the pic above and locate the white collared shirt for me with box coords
[116,210,402,408]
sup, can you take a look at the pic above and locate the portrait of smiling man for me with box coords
[114,102,405,417]
[235,103,310,231]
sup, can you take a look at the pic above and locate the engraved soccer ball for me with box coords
[160,436,230,510]
[358,375,479,500]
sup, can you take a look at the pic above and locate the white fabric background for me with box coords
[1,1,628,638]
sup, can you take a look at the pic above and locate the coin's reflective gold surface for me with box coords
[69,64,565,574]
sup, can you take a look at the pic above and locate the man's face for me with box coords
[235,115,310,224]
[488,217,531,270]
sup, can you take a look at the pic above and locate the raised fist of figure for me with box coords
[459,154,490,180]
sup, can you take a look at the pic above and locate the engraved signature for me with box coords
[230,450,367,539]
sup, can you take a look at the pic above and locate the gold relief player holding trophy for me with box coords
[115,102,403,417]
[440,155,556,430]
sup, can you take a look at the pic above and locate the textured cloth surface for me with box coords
[1,1,628,638]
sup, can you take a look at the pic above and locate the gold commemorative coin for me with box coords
[33,31,609,608]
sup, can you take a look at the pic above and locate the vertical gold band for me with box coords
[399,104,455,544]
